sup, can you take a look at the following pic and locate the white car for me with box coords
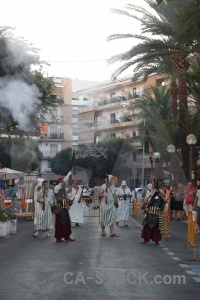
[135,188,143,198]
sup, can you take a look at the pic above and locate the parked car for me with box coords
[135,187,143,199]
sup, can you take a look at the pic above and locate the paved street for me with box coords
[0,209,200,300]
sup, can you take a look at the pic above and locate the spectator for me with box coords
[194,185,200,234]
[185,182,196,219]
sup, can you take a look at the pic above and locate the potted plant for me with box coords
[0,207,10,237]
[5,209,17,233]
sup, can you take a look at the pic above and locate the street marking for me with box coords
[131,217,200,281]
[130,217,142,228]
[179,264,189,268]
[172,257,181,261]
[185,270,196,275]
[166,252,175,256]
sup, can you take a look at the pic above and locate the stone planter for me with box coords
[6,220,11,235]
[0,221,10,237]
[10,219,17,233]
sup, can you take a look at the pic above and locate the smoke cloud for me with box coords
[0,76,41,130]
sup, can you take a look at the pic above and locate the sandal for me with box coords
[110,234,119,237]
[101,233,106,236]
[65,237,76,241]
[141,239,147,244]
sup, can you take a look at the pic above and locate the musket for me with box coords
[105,176,108,204]
[68,152,76,185]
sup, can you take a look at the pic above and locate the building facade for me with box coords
[77,74,168,187]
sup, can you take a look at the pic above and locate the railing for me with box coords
[41,151,57,158]
[40,133,64,139]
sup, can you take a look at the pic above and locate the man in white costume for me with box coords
[33,179,54,237]
[68,180,83,226]
[98,175,119,237]
[115,180,132,226]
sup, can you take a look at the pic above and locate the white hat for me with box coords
[105,175,114,182]
[37,178,44,183]
[147,183,152,190]
[121,180,127,186]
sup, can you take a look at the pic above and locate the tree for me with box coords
[132,85,182,183]
[50,148,72,176]
[0,137,42,172]
[0,26,56,136]
[51,138,133,182]
[107,0,199,179]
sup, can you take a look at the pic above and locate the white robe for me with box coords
[34,187,54,230]
[116,186,131,222]
[68,187,83,224]
[100,183,116,226]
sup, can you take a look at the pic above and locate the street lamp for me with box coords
[149,152,161,181]
[186,134,197,181]
[167,144,176,184]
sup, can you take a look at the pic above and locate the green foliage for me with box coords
[0,137,42,172]
[0,207,16,222]
[51,138,133,179]
[0,26,56,135]
[50,148,72,176]
[131,86,180,153]
[0,207,9,222]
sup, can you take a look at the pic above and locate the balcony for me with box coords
[49,133,64,139]
[40,133,64,140]
[41,151,57,158]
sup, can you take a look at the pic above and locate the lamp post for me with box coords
[167,144,176,184]
[186,134,197,182]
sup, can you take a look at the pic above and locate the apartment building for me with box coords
[38,77,100,183]
[71,79,100,150]
[76,74,168,187]
[38,77,73,182]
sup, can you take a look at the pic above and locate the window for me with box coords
[156,79,165,87]
[83,98,89,101]
[132,152,136,161]
[110,113,116,124]
[110,133,116,138]
[110,92,115,98]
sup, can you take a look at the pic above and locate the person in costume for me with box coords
[68,180,83,226]
[115,180,132,226]
[33,178,44,237]
[141,180,167,245]
[53,170,75,243]
[33,180,54,237]
[98,175,119,237]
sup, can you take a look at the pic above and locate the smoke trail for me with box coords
[3,38,39,68]
[0,76,41,130]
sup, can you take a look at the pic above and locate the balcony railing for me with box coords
[40,133,64,139]
[97,94,140,107]
[41,151,57,158]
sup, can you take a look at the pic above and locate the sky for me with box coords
[1,0,146,81]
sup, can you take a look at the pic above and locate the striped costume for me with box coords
[100,183,116,226]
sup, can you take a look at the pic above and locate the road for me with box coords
[0,207,200,300]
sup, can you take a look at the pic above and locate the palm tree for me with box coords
[157,0,200,36]
[131,85,182,183]
[107,0,199,180]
